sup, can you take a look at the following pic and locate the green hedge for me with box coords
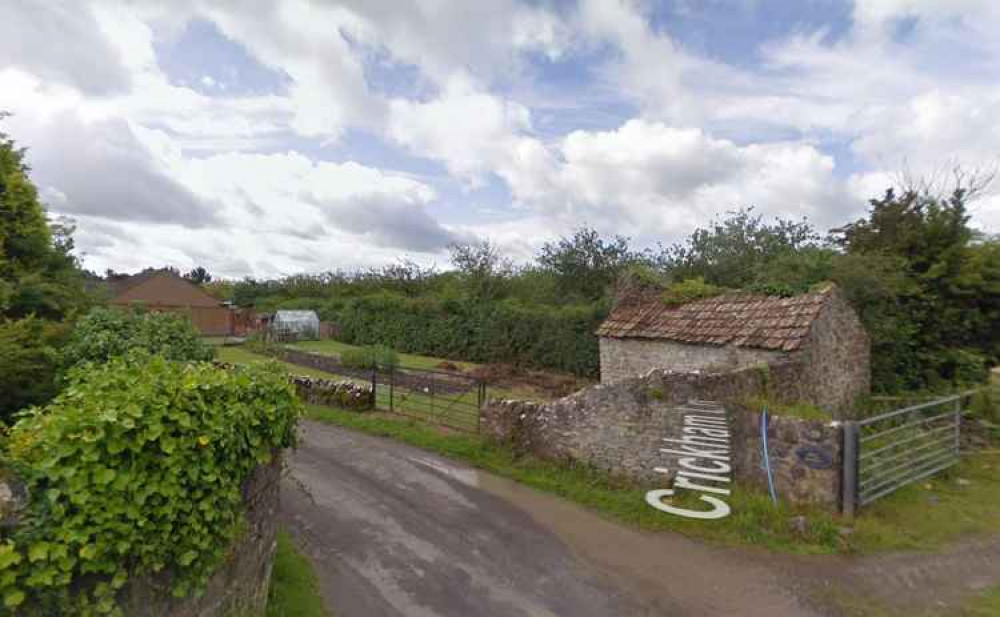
[62,308,214,369]
[0,354,302,615]
[328,293,606,376]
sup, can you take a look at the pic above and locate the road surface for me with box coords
[280,420,820,616]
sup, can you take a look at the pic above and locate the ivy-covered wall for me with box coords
[0,356,301,615]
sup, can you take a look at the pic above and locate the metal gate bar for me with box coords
[843,391,972,513]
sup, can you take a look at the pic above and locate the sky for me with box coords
[2,0,999,278]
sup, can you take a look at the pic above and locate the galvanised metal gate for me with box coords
[842,392,973,515]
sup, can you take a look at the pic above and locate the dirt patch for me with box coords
[783,534,1000,616]
[468,363,593,399]
[435,361,461,372]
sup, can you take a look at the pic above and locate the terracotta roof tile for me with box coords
[596,287,833,352]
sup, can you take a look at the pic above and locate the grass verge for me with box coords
[267,529,327,617]
[964,585,1000,617]
[305,405,1000,555]
[848,452,1000,551]
[818,584,1000,617]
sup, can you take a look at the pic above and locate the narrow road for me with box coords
[281,420,820,617]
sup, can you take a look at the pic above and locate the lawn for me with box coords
[267,529,327,617]
[215,345,350,381]
[304,404,1000,556]
[290,339,479,372]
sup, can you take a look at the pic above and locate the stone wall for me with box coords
[291,375,374,410]
[1,456,283,616]
[119,454,283,616]
[599,337,788,385]
[729,403,841,506]
[797,289,871,417]
[483,366,842,507]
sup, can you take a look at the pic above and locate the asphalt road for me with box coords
[281,420,820,617]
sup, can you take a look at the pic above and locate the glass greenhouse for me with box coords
[272,310,320,341]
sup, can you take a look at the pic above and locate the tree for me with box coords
[659,207,820,288]
[537,226,637,301]
[0,115,87,320]
[184,266,213,285]
[448,239,514,301]
[832,186,998,389]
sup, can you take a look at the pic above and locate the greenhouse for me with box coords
[271,310,320,341]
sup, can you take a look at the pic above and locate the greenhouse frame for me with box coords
[271,310,320,341]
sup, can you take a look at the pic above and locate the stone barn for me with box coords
[596,284,870,413]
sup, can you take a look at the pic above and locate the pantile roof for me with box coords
[596,286,834,352]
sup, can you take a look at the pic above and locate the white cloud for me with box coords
[5,0,1000,277]
[21,113,220,227]
[0,1,132,95]
[387,76,532,183]
[497,119,844,239]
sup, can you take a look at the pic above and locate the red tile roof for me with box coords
[596,286,833,352]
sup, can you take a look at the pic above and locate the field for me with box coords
[290,339,479,372]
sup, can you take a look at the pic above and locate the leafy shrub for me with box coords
[62,308,214,368]
[0,317,67,423]
[0,354,302,614]
[340,344,399,370]
[331,293,605,377]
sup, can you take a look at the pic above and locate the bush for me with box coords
[340,344,399,371]
[331,293,605,377]
[0,317,68,423]
[1,354,302,614]
[62,308,214,368]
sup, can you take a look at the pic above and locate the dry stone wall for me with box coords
[729,405,841,506]
[483,365,843,507]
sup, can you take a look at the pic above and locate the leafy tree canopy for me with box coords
[659,207,820,289]
[183,266,212,285]
[537,226,638,301]
[0,116,87,320]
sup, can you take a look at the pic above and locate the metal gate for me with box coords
[371,366,486,434]
[843,392,973,515]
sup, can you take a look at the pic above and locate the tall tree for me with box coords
[659,207,820,288]
[0,115,86,320]
[537,226,637,301]
[448,239,513,302]
[184,266,213,285]
[832,186,998,388]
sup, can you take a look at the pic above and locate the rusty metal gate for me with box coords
[371,366,486,433]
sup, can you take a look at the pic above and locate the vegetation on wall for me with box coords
[0,355,302,615]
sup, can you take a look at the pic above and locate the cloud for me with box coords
[23,114,220,227]
[0,1,132,95]
[319,192,467,253]
[386,76,532,183]
[497,119,844,239]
